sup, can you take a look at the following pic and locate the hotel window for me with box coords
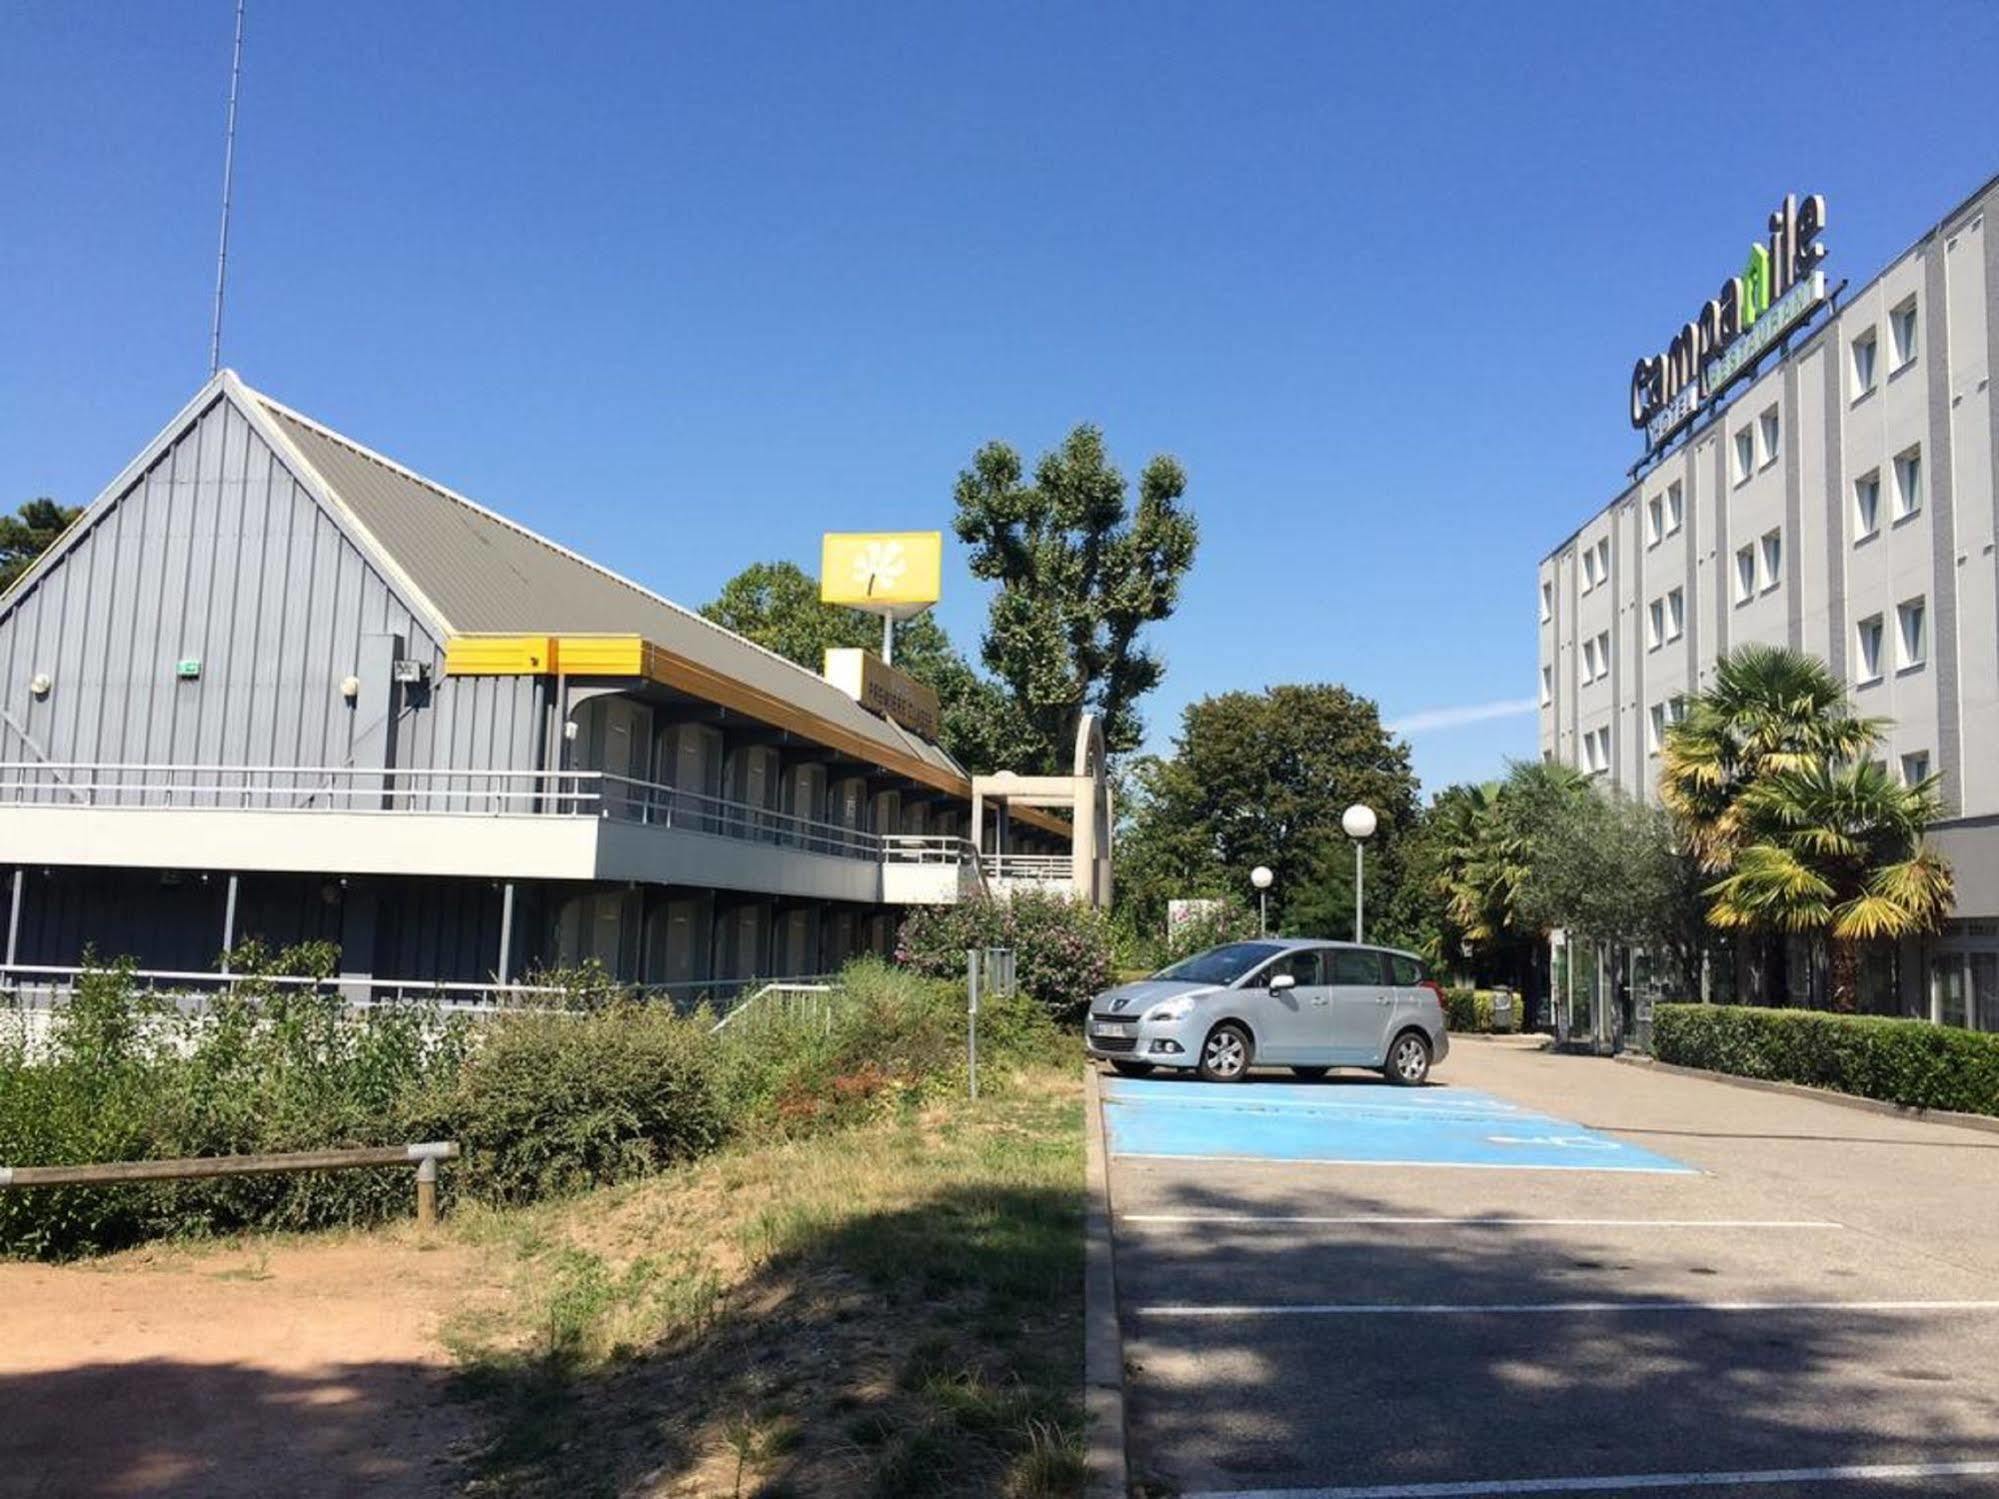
[1851,327,1877,397]
[1893,446,1922,520]
[1582,637,1599,682]
[1758,406,1780,467]
[1668,694,1686,726]
[1760,528,1782,592]
[1856,613,1885,682]
[1734,544,1756,602]
[1583,726,1611,775]
[1540,580,1552,622]
[1596,631,1610,679]
[1666,586,1684,641]
[1646,494,1664,547]
[1595,538,1610,584]
[1647,598,1664,651]
[1581,547,1598,591]
[1896,597,1927,670]
[1665,481,1683,535]
[1854,470,1881,540]
[1648,703,1667,755]
[1540,665,1552,706]
[1890,296,1918,370]
[1901,751,1931,787]
[1733,428,1755,483]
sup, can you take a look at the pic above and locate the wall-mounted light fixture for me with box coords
[29,673,51,699]
[339,675,362,702]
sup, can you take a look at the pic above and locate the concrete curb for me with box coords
[1615,1053,1999,1138]
[1082,1063,1129,1498]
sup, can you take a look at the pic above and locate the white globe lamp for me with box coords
[1250,865,1274,935]
[1342,803,1377,943]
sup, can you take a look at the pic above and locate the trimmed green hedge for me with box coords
[1653,1003,1999,1117]
[1444,988,1521,1034]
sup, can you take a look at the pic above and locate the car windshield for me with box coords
[1153,942,1284,986]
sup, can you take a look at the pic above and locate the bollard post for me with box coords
[415,1154,438,1230]
[966,948,980,1101]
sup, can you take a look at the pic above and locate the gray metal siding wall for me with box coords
[0,394,546,796]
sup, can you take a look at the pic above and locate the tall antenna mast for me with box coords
[208,0,247,376]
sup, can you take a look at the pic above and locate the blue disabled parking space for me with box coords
[1101,1076,1695,1174]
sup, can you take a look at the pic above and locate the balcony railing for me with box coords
[0,764,1072,881]
[0,762,882,860]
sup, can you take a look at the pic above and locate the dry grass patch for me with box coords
[447,1062,1085,1497]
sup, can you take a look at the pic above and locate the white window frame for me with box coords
[1646,494,1664,547]
[1894,446,1923,521]
[1540,665,1552,706]
[1539,580,1552,622]
[1666,586,1684,641]
[1758,406,1780,468]
[1856,613,1885,683]
[1901,751,1931,787]
[1851,327,1878,398]
[1647,598,1664,651]
[1648,703,1667,755]
[1735,544,1756,603]
[1854,470,1881,540]
[1760,528,1783,593]
[1665,481,1683,535]
[1733,428,1756,484]
[1596,631,1611,683]
[1896,597,1927,671]
[1582,637,1599,683]
[1890,296,1919,370]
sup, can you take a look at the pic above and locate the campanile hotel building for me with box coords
[1538,172,1999,1028]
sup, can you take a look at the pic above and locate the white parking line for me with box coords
[1186,1456,1999,1497]
[1137,1298,1999,1319]
[1120,1215,1842,1229]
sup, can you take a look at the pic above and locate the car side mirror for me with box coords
[1269,973,1297,993]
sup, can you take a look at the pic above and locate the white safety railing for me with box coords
[0,963,835,1016]
[984,852,1072,882]
[0,763,883,861]
[709,981,841,1034]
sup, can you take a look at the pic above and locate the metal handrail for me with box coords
[0,964,838,1014]
[0,762,885,860]
[710,980,839,1033]
[985,852,1072,879]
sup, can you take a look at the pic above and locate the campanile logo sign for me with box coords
[1630,193,1829,453]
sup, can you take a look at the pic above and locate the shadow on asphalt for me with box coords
[1115,1170,1999,1495]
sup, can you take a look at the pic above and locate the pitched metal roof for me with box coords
[245,379,967,783]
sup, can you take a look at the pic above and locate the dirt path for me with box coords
[1,1235,479,1498]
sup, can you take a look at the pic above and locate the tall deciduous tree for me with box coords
[1117,685,1419,941]
[0,498,80,594]
[953,426,1196,768]
[700,560,1040,775]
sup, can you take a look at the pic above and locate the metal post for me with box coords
[4,868,20,973]
[1258,890,1267,937]
[1353,841,1364,944]
[497,881,516,985]
[966,948,980,1100]
[414,1154,438,1230]
[220,873,239,973]
[881,612,894,666]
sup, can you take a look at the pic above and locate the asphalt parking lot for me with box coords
[1103,1036,1999,1498]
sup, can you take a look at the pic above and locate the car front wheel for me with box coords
[1198,1023,1253,1083]
[1385,1031,1432,1086]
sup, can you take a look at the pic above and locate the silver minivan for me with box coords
[1084,938,1450,1084]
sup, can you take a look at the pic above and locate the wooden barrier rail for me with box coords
[0,1142,461,1228]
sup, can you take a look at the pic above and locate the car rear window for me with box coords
[1388,954,1423,986]
[1328,949,1384,985]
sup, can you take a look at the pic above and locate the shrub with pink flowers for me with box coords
[896,891,1115,1023]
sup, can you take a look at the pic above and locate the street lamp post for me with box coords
[1250,865,1274,937]
[1341,804,1377,944]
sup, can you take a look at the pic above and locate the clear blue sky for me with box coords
[4,2,1995,794]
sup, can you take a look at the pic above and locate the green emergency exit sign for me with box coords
[176,658,202,679]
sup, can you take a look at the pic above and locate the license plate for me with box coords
[1094,1022,1133,1039]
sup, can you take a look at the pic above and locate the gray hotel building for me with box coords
[1539,172,1999,1030]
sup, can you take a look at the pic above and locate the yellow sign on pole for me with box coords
[820,532,942,619]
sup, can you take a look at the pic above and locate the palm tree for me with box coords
[1660,644,1884,874]
[1706,759,1953,1010]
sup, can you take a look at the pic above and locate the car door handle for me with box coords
[1377,996,1392,1006]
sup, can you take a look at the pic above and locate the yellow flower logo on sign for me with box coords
[820,532,942,618]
